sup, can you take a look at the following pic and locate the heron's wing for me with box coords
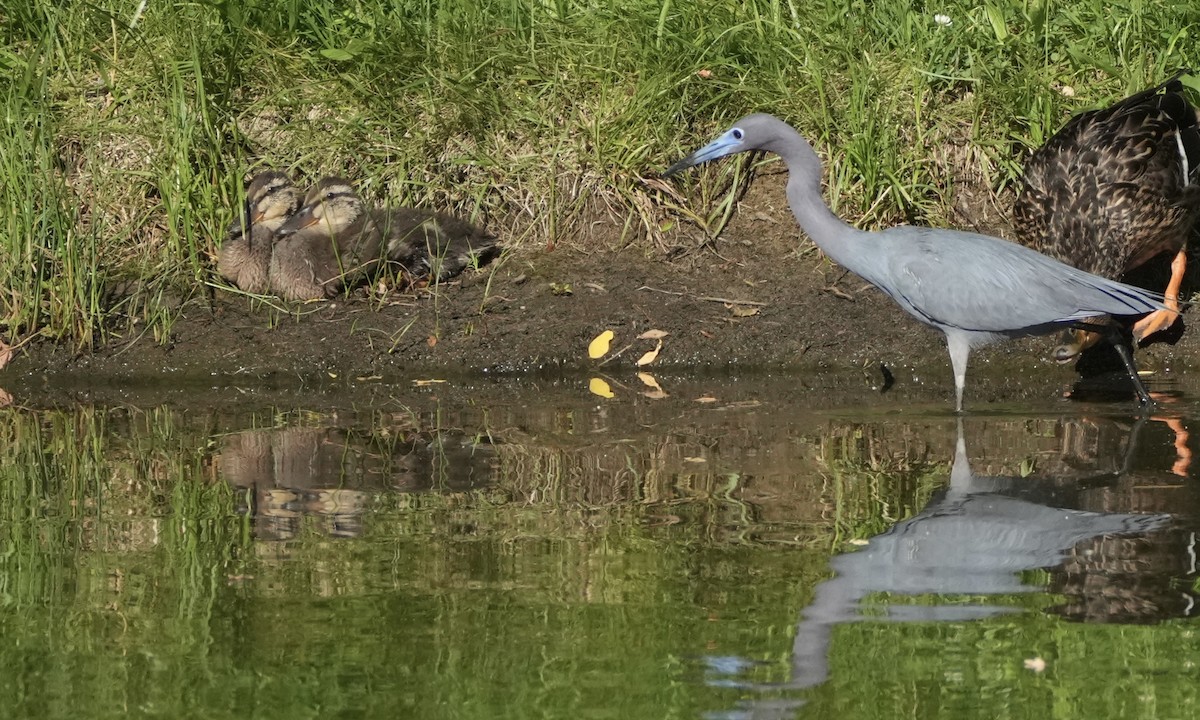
[872,227,1163,333]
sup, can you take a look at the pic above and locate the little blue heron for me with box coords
[663,114,1167,411]
[217,170,302,295]
[1015,72,1200,361]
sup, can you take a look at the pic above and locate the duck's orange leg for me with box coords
[1165,417,1192,477]
[1132,248,1186,342]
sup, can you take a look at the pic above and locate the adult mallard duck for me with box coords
[271,176,499,301]
[1014,73,1200,361]
[216,170,302,294]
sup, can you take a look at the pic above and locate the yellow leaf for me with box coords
[588,330,615,359]
[327,372,338,379]
[588,377,615,398]
[636,339,662,367]
[731,305,759,317]
[637,329,669,340]
[683,456,707,463]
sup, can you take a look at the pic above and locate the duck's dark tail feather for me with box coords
[1157,70,1200,183]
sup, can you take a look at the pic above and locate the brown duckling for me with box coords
[382,205,500,285]
[269,177,389,301]
[272,177,499,300]
[216,170,302,294]
[1015,73,1200,361]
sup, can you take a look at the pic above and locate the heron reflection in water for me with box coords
[712,417,1185,719]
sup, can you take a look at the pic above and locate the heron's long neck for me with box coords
[768,127,864,269]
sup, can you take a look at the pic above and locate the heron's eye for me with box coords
[732,128,744,140]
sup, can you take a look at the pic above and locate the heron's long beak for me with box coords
[662,129,745,177]
[275,206,318,238]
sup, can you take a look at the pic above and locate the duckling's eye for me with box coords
[732,128,744,141]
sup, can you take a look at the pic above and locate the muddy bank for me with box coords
[4,175,1199,406]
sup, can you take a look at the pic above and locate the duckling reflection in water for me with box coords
[216,170,302,294]
[271,176,500,301]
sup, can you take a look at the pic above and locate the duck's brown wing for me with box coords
[1014,76,1200,279]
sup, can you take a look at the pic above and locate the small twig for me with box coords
[697,295,767,307]
[597,342,636,367]
[637,285,686,297]
[637,285,766,307]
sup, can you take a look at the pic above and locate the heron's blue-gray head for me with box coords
[662,114,784,177]
[662,125,747,177]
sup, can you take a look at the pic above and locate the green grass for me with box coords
[3,0,1200,347]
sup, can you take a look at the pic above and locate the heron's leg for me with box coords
[1103,326,1154,407]
[1131,247,1186,342]
[945,333,970,413]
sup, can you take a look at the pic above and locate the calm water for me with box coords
[1,370,1198,719]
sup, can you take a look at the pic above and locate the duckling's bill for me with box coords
[275,207,319,237]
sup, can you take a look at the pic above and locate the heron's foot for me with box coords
[1131,308,1180,343]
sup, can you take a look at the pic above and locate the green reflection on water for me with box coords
[0,385,1195,719]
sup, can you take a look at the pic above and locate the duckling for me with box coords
[379,206,500,285]
[1014,73,1200,361]
[216,170,302,294]
[270,177,390,301]
[272,177,499,300]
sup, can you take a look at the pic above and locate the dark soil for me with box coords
[6,173,1200,407]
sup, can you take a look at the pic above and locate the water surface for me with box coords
[0,371,1197,719]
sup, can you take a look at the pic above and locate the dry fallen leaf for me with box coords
[683,456,707,463]
[637,372,668,399]
[1023,657,1047,673]
[695,396,718,403]
[638,329,670,340]
[0,389,11,408]
[697,69,713,79]
[731,305,760,317]
[356,374,383,381]
[0,340,12,372]
[326,372,338,379]
[427,335,438,348]
[589,377,615,399]
[637,372,662,390]
[636,339,662,367]
[588,330,615,359]
[412,379,447,387]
